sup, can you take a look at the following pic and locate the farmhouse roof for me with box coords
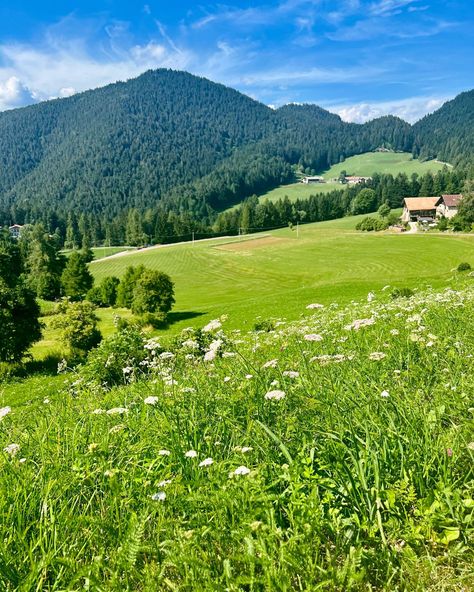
[438,194,463,207]
[403,197,439,211]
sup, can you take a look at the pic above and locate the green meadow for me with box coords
[258,152,448,204]
[80,215,474,338]
[2,280,473,590]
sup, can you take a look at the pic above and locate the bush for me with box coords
[80,324,148,387]
[52,299,102,357]
[391,287,415,299]
[457,262,471,272]
[356,216,389,232]
[254,319,276,332]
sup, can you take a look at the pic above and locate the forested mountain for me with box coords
[0,68,472,231]
[413,90,474,167]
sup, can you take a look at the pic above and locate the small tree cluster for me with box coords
[116,265,175,325]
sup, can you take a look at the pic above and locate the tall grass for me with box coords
[1,284,473,590]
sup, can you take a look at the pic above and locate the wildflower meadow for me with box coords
[1,283,473,590]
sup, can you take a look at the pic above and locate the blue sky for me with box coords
[0,1,472,121]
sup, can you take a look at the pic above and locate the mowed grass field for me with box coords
[258,152,448,204]
[87,215,474,336]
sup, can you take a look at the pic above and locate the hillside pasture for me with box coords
[258,152,448,204]
[87,216,474,336]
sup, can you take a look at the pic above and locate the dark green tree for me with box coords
[116,265,146,308]
[0,231,42,362]
[351,188,377,215]
[131,270,175,317]
[61,252,94,301]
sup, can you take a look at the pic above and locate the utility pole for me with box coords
[192,231,195,245]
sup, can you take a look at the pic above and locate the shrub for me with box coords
[457,262,471,272]
[80,324,148,387]
[391,287,415,299]
[52,299,102,357]
[254,319,276,332]
[356,216,389,232]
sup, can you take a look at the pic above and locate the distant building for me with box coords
[402,197,439,222]
[8,224,23,239]
[345,176,372,185]
[436,194,463,219]
[302,176,325,184]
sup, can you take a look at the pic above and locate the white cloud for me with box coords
[328,95,449,123]
[0,76,36,110]
[0,35,193,111]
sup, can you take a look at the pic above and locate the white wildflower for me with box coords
[390,329,400,336]
[367,292,375,302]
[158,449,171,456]
[345,318,375,331]
[369,352,386,361]
[306,303,324,309]
[185,449,198,458]
[304,333,323,342]
[151,491,166,502]
[265,389,286,401]
[283,370,299,378]
[0,406,11,420]
[381,390,390,398]
[245,374,253,380]
[122,366,133,375]
[229,465,251,477]
[182,339,199,349]
[202,319,222,332]
[157,479,173,487]
[144,396,159,405]
[262,359,278,368]
[199,457,214,467]
[160,352,175,360]
[3,443,20,456]
[106,407,128,415]
[204,349,217,362]
[92,408,105,414]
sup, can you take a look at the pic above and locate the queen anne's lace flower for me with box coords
[265,389,286,401]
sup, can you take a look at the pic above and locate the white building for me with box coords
[436,194,462,219]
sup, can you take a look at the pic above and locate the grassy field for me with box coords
[258,152,448,204]
[2,282,473,589]
[84,215,474,338]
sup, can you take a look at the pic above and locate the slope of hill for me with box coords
[413,89,474,166]
[255,151,448,204]
[0,69,472,229]
[4,281,474,590]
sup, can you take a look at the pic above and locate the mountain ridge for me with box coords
[0,69,472,225]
